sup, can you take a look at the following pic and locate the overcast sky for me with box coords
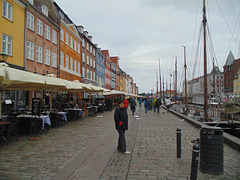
[55,0,240,93]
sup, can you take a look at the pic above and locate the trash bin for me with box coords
[200,126,224,175]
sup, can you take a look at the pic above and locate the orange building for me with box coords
[54,3,82,82]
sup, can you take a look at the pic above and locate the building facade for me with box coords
[101,50,111,90]
[110,56,119,90]
[77,26,97,85]
[96,47,105,88]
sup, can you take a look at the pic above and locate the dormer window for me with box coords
[41,5,48,17]
[28,0,34,5]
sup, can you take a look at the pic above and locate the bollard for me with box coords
[177,128,181,158]
[190,143,200,180]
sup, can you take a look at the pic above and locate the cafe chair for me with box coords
[5,119,19,145]
[30,118,43,137]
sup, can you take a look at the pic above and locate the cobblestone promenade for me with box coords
[0,106,239,180]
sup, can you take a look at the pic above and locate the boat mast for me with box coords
[183,45,188,112]
[203,0,208,120]
[159,59,162,98]
[175,56,177,97]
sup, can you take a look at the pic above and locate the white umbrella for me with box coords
[103,90,127,96]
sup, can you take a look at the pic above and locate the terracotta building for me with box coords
[110,56,120,90]
[101,50,111,90]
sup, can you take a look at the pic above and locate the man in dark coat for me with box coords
[114,100,130,154]
[130,98,136,115]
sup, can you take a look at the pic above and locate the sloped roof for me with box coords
[224,50,235,67]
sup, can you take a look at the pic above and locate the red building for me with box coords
[110,56,120,90]
[102,50,111,90]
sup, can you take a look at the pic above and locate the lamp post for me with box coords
[0,51,9,63]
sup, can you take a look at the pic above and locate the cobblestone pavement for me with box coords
[0,106,239,180]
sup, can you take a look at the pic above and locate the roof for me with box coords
[224,50,235,67]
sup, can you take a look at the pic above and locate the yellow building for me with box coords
[233,67,240,97]
[0,0,25,67]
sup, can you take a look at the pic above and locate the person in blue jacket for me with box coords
[114,100,130,154]
[144,98,149,113]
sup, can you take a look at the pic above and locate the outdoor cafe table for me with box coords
[65,108,83,120]
[0,122,12,146]
[16,115,51,134]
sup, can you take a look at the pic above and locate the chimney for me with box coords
[77,25,84,33]
[83,31,88,37]
[88,35,93,42]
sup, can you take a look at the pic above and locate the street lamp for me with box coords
[0,51,9,62]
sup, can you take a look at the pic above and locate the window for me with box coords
[74,40,77,51]
[82,53,85,62]
[70,57,73,71]
[93,72,95,81]
[41,5,48,17]
[52,52,57,67]
[90,70,92,80]
[87,42,89,51]
[87,69,89,79]
[90,45,92,54]
[60,51,64,67]
[36,45,43,63]
[2,34,12,56]
[70,36,73,48]
[65,54,69,69]
[65,32,69,45]
[3,0,12,21]
[74,60,77,72]
[37,19,43,36]
[44,49,50,66]
[90,58,92,67]
[60,28,64,41]
[26,41,34,60]
[82,39,85,48]
[45,24,50,40]
[52,30,57,44]
[82,67,85,77]
[27,12,34,31]
[78,62,80,74]
[93,48,95,56]
[93,60,95,68]
[27,0,33,5]
[87,56,89,65]
[78,43,80,54]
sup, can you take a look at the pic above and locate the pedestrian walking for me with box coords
[153,98,157,112]
[139,98,142,107]
[114,100,130,154]
[144,98,149,113]
[124,98,129,110]
[165,98,171,113]
[155,98,162,114]
[130,98,136,115]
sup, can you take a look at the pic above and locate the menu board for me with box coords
[32,98,41,116]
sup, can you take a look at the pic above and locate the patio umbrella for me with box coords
[44,74,67,91]
[103,90,127,96]
[83,84,104,93]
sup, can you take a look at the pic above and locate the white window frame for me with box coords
[78,62,80,74]
[37,19,43,36]
[74,40,77,51]
[93,72,95,81]
[90,45,92,54]
[93,60,95,68]
[52,52,57,68]
[52,29,57,44]
[60,27,64,42]
[2,33,12,56]
[87,69,89,79]
[82,67,85,77]
[27,0,33,5]
[65,32,69,45]
[36,45,43,63]
[82,39,85,48]
[87,56,89,65]
[74,60,77,72]
[44,49,50,66]
[60,51,64,67]
[87,42,89,51]
[26,41,34,60]
[41,5,48,17]
[93,48,95,56]
[70,36,73,48]
[90,58,92,67]
[3,0,12,21]
[45,24,50,40]
[27,12,34,31]
[82,53,85,62]
[65,54,69,69]
[70,57,73,71]
[78,43,80,54]
[90,70,92,80]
